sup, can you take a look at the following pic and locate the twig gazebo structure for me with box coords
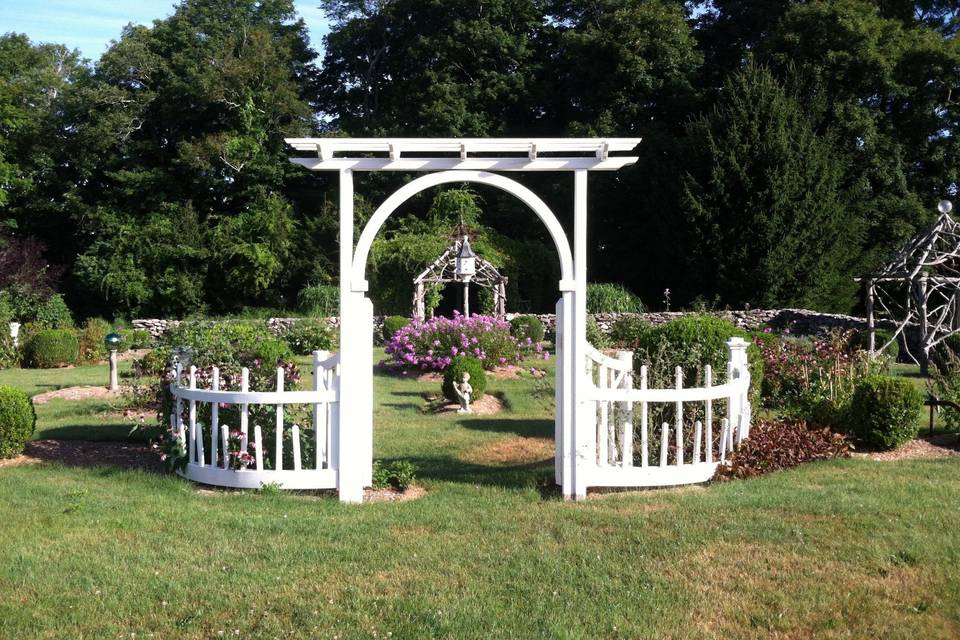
[411,235,507,321]
[863,200,960,373]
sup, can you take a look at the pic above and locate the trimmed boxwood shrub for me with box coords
[0,385,35,458]
[635,315,763,397]
[24,329,79,368]
[442,355,487,402]
[382,315,410,343]
[849,375,922,450]
[509,315,545,343]
[849,328,899,360]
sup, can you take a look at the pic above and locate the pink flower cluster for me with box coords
[384,311,547,371]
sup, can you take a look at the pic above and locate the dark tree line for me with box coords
[1,0,959,318]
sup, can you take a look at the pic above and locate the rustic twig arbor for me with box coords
[411,235,507,321]
[864,200,960,373]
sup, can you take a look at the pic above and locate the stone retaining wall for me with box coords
[135,308,878,343]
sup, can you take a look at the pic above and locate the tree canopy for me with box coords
[1,0,959,318]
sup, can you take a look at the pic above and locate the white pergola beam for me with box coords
[288,137,642,155]
[289,157,639,172]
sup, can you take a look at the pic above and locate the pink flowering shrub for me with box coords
[384,312,547,371]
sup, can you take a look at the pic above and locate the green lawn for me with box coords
[0,355,959,638]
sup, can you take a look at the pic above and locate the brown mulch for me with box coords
[31,386,125,405]
[853,434,960,462]
[431,393,504,416]
[0,440,164,472]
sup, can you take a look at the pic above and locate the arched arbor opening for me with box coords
[286,138,642,502]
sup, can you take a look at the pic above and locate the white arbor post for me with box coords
[337,169,366,503]
[569,169,590,499]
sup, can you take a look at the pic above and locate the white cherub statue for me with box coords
[453,371,473,413]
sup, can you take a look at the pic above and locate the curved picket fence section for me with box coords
[169,350,340,490]
[583,338,751,489]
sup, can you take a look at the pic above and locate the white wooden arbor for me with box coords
[287,137,641,501]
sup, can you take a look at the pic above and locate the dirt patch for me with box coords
[31,386,125,405]
[432,393,505,416]
[853,434,960,462]
[459,436,554,465]
[0,440,164,473]
[365,485,427,503]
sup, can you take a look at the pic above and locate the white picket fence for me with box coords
[168,350,340,490]
[583,337,751,488]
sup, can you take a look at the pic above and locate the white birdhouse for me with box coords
[456,235,476,280]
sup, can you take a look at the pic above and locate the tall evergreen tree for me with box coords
[681,65,863,310]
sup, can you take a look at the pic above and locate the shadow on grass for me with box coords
[37,425,160,443]
[381,453,558,496]
[459,417,553,439]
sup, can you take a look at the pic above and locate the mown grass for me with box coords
[0,354,958,638]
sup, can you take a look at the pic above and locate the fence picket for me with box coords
[693,420,702,464]
[240,368,249,453]
[608,367,617,465]
[254,424,263,470]
[221,424,228,469]
[211,367,220,468]
[292,424,302,471]
[640,365,648,468]
[188,366,198,465]
[705,365,713,464]
[275,368,284,471]
[619,352,633,467]
[597,364,608,466]
[660,422,669,467]
[313,351,326,470]
[720,418,729,463]
[675,366,683,466]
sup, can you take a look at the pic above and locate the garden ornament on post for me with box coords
[104,332,121,391]
[454,372,473,413]
[455,235,477,317]
[8,322,20,349]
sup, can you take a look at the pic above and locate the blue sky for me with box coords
[2,0,331,60]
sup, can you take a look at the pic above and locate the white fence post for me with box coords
[617,351,633,467]
[726,337,751,443]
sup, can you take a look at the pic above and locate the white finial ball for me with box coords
[938,199,953,214]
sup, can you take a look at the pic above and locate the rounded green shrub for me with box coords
[382,316,410,343]
[442,355,487,402]
[849,328,899,360]
[24,329,79,368]
[849,375,922,450]
[509,315,545,343]
[609,316,649,348]
[635,315,763,397]
[125,328,153,349]
[586,282,645,313]
[0,385,35,458]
